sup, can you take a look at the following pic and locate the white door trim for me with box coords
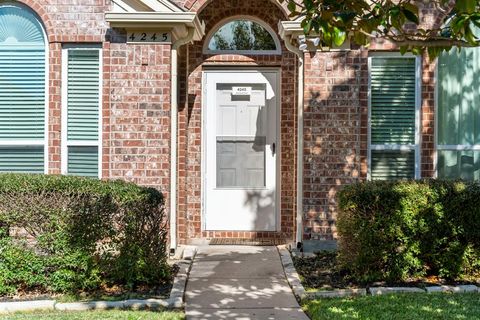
[201,69,281,232]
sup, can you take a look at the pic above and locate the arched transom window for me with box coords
[205,18,281,54]
[0,3,47,173]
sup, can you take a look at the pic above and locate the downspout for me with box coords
[283,35,305,248]
[170,27,195,253]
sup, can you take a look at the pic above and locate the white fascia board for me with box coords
[278,21,303,40]
[105,12,205,40]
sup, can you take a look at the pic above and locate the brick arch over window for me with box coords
[197,0,288,41]
[12,0,54,42]
[182,0,289,19]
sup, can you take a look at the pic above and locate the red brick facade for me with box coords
[303,50,368,240]
[5,0,445,244]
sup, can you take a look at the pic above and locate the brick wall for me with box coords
[107,38,172,196]
[303,50,368,240]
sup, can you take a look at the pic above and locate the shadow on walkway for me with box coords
[185,245,309,320]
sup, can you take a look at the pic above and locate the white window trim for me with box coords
[61,45,102,178]
[367,52,422,180]
[0,3,49,174]
[203,15,282,55]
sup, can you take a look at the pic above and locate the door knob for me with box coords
[272,142,276,155]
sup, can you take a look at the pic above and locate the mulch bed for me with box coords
[292,251,358,290]
[292,251,479,291]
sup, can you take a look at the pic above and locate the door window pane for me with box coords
[216,138,266,187]
[216,83,267,188]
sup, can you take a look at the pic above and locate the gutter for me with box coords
[282,34,305,248]
[170,27,195,254]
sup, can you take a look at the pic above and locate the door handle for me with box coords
[272,142,276,155]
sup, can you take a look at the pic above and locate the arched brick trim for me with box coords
[183,0,289,18]
[8,0,55,42]
[199,1,287,37]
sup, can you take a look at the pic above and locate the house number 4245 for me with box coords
[127,32,171,43]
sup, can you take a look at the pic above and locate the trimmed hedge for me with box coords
[0,173,170,295]
[337,180,480,283]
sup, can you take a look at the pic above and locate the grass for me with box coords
[304,293,480,320]
[0,310,185,320]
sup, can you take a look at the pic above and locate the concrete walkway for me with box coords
[185,246,309,320]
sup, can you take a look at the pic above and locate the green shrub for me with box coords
[337,180,480,283]
[0,173,170,295]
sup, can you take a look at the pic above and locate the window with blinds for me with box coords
[0,4,46,173]
[369,56,420,180]
[62,47,101,178]
[437,46,480,180]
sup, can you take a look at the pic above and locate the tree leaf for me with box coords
[333,27,347,47]
[456,0,477,14]
[402,8,419,24]
[287,1,296,13]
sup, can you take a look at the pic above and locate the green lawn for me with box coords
[0,310,184,320]
[304,293,480,320]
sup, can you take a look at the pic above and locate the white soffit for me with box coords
[107,0,205,41]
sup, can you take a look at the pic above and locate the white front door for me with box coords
[203,71,279,231]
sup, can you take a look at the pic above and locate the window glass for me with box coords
[438,47,480,146]
[0,4,45,173]
[371,150,415,180]
[64,48,101,178]
[369,56,419,180]
[438,150,480,180]
[208,20,277,52]
[67,146,99,177]
[437,46,480,180]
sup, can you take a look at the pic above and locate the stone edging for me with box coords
[277,246,480,300]
[0,257,194,314]
[278,245,308,300]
